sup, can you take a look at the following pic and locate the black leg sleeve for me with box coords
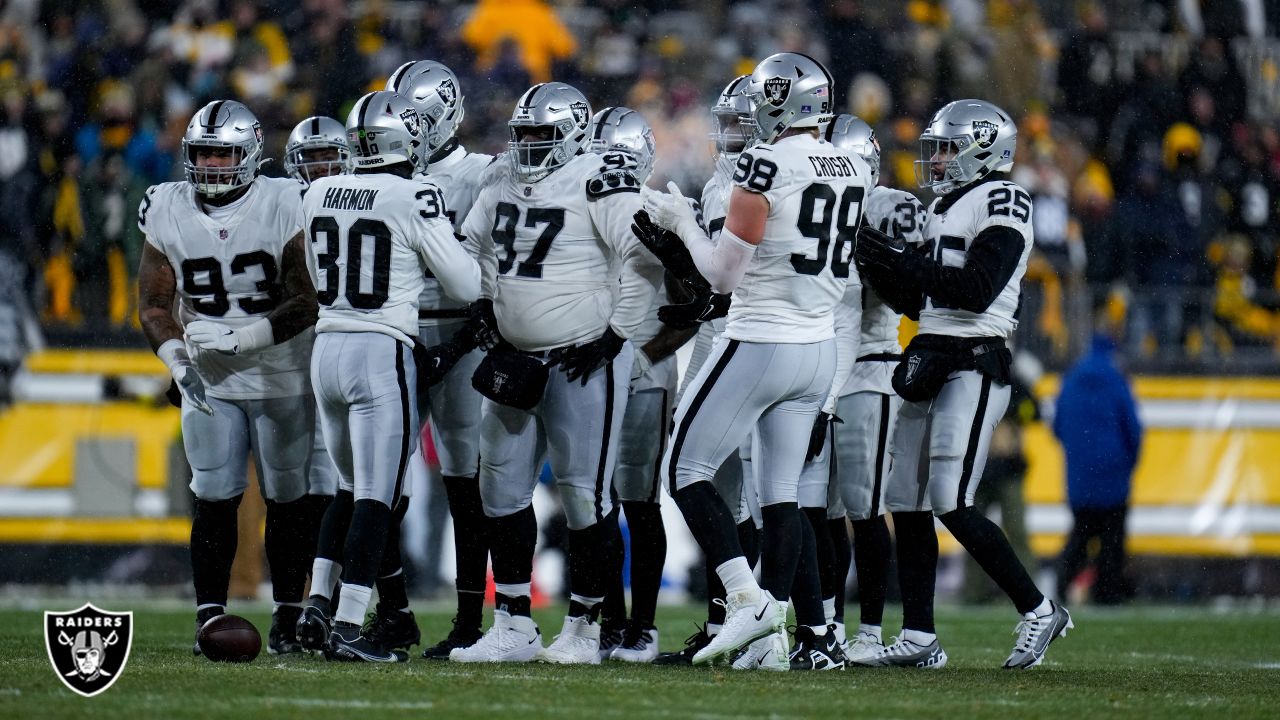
[190,494,244,608]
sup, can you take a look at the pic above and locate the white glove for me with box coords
[630,348,653,382]
[186,318,274,355]
[173,364,215,416]
[643,182,704,245]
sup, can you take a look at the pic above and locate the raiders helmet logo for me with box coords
[45,604,133,697]
[764,77,792,106]
[400,108,421,136]
[437,78,457,106]
[570,101,590,128]
[972,120,998,148]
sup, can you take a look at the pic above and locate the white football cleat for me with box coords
[693,589,786,665]
[730,629,789,671]
[537,615,602,665]
[1004,602,1073,669]
[843,630,885,665]
[854,635,947,669]
[610,622,659,663]
[449,610,541,663]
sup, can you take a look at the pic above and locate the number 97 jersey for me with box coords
[918,178,1034,339]
[726,134,871,343]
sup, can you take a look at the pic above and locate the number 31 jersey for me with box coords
[138,177,310,400]
[918,178,1033,339]
[302,173,480,346]
[727,134,871,343]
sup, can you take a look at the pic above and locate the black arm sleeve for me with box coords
[916,225,1024,314]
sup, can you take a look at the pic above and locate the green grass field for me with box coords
[1,602,1277,719]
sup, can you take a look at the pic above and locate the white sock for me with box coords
[822,597,836,626]
[707,623,723,637]
[902,628,936,646]
[1030,597,1053,617]
[310,558,342,601]
[334,583,374,626]
[272,601,302,614]
[858,623,882,642]
[569,593,604,612]
[715,556,760,598]
[808,624,829,637]
[494,582,531,598]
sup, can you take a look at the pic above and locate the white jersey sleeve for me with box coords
[415,146,496,325]
[723,135,870,343]
[585,167,665,340]
[139,178,311,399]
[917,178,1033,338]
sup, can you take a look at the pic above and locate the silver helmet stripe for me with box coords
[389,61,413,93]
[354,93,375,157]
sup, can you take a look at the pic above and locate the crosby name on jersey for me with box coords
[918,177,1033,338]
[302,172,480,345]
[138,177,311,399]
[725,134,870,343]
[463,152,661,352]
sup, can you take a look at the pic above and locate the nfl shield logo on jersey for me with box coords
[764,77,792,105]
[45,603,133,697]
[972,120,999,148]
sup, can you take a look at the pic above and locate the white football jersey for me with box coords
[416,144,495,326]
[302,172,481,346]
[725,134,870,343]
[700,169,733,243]
[139,177,311,400]
[918,178,1033,338]
[839,186,927,396]
[463,152,663,352]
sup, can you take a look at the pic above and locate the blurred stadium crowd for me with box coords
[2,0,1280,378]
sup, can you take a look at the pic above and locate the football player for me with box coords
[450,83,664,664]
[371,59,496,660]
[298,91,480,662]
[137,100,328,655]
[588,107,697,663]
[854,100,1072,669]
[638,53,869,668]
[284,116,351,186]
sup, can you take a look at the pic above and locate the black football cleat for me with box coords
[789,625,848,671]
[193,606,224,656]
[325,621,408,663]
[422,617,483,660]
[652,624,712,666]
[296,604,333,653]
[269,605,305,655]
[362,604,421,651]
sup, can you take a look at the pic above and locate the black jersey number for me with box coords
[733,153,779,193]
[308,216,393,309]
[987,187,1031,223]
[492,202,565,279]
[790,183,864,278]
[180,253,280,317]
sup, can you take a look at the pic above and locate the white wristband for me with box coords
[157,339,190,374]
[233,318,275,353]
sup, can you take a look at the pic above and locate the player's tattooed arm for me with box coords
[138,242,184,352]
[266,231,319,342]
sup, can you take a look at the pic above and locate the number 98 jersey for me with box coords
[726,134,871,343]
[138,177,311,399]
[918,178,1033,338]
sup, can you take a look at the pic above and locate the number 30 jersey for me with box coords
[727,134,871,343]
[139,177,310,399]
[302,173,481,346]
[918,178,1033,339]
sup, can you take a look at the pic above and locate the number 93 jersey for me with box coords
[918,178,1033,338]
[138,177,310,399]
[727,134,871,343]
[302,173,476,346]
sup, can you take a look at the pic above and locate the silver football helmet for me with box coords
[182,100,264,197]
[385,60,465,162]
[589,107,656,184]
[826,114,880,185]
[915,99,1017,194]
[284,116,350,185]
[345,91,424,170]
[710,75,753,178]
[743,53,834,145]
[508,82,592,183]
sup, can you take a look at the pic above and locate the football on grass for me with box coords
[197,614,261,662]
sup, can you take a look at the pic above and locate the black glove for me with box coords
[414,337,470,390]
[631,209,702,283]
[658,291,731,329]
[467,298,503,350]
[806,411,841,462]
[854,224,909,274]
[164,379,182,409]
[561,327,626,385]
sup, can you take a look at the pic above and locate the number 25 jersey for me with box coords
[727,134,871,343]
[918,178,1034,339]
[138,177,310,400]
